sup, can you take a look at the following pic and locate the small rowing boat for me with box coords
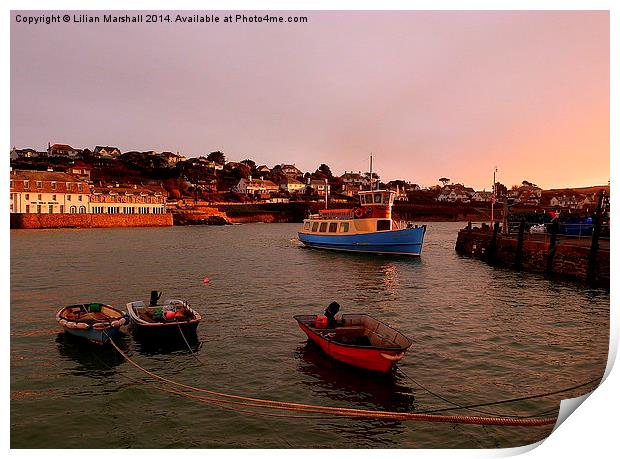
[126,291,201,339]
[55,303,128,344]
[294,302,412,373]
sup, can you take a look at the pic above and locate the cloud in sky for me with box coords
[11,10,609,189]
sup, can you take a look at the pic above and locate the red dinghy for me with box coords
[294,304,412,373]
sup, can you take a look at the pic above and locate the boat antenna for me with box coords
[324,178,328,210]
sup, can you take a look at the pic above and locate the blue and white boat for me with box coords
[298,190,426,256]
[56,303,128,344]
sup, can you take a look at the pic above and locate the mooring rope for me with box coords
[397,368,600,418]
[176,324,204,364]
[107,338,558,427]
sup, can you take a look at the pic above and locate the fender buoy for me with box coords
[365,206,373,216]
[354,208,364,218]
[203,276,210,285]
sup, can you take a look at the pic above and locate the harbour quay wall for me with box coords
[10,213,173,229]
[455,225,609,287]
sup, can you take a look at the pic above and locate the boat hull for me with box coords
[61,326,123,345]
[294,315,411,373]
[126,301,201,341]
[297,226,426,256]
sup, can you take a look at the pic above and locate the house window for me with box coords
[77,183,82,191]
[10,180,13,188]
[70,206,77,213]
[26,205,30,213]
[67,195,71,201]
[319,222,328,233]
[37,205,42,213]
[51,182,56,190]
[67,183,72,192]
[52,194,57,201]
[78,195,82,202]
[38,194,42,201]
[60,205,64,213]
[339,222,350,233]
[48,205,54,214]
[24,180,30,189]
[328,222,338,232]
[36,181,42,189]
[79,206,86,214]
[311,222,319,232]
[25,194,29,201]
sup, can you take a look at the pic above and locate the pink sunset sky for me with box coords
[10,10,609,190]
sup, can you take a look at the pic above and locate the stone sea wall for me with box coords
[455,227,609,287]
[10,213,173,229]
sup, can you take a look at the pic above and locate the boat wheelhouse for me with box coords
[297,190,426,256]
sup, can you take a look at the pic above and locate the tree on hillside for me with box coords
[316,163,333,179]
[494,182,508,197]
[522,180,538,188]
[439,177,451,186]
[207,151,226,165]
[241,159,256,170]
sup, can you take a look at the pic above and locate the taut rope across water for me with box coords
[108,338,561,427]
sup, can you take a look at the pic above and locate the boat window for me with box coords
[319,222,328,232]
[304,222,311,230]
[383,193,390,204]
[377,219,391,231]
[328,222,338,232]
[374,193,382,203]
[311,222,319,232]
[339,222,349,232]
[390,194,395,205]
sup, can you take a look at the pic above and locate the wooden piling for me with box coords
[587,191,605,285]
[514,219,525,270]
[486,221,500,264]
[546,220,559,274]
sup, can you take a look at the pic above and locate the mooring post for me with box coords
[486,221,500,264]
[514,219,526,270]
[586,190,605,285]
[546,220,559,274]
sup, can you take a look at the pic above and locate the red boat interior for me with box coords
[295,313,412,351]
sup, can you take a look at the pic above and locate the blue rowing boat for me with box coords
[298,190,426,256]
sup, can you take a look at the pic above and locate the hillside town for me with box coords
[10,143,610,224]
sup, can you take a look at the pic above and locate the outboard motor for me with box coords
[324,301,340,328]
[149,290,161,307]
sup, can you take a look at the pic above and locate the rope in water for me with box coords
[396,368,601,418]
[108,338,558,427]
[175,324,204,364]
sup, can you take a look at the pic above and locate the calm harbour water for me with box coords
[10,222,609,448]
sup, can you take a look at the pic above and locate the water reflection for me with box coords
[131,329,201,356]
[295,342,417,413]
[55,332,129,377]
